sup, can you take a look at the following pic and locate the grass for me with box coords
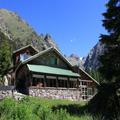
[0,97,98,120]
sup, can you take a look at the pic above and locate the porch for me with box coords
[27,64,96,101]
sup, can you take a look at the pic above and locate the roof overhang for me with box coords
[79,67,100,85]
[22,47,73,69]
[27,64,80,77]
[13,44,39,55]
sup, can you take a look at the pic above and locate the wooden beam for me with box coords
[46,76,56,79]
[67,77,70,88]
[44,74,47,87]
[79,80,93,82]
[33,74,44,78]
[29,71,33,86]
[56,76,58,88]
[77,78,79,89]
[58,76,67,80]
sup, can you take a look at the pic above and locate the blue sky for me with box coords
[0,0,107,57]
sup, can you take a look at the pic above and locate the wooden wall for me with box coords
[29,51,71,70]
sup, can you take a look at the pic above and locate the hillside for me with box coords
[0,9,105,71]
[67,54,84,69]
[0,9,58,51]
[66,42,105,71]
[83,42,105,71]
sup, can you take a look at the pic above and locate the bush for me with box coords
[0,97,95,120]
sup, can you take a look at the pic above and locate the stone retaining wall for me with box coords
[0,86,25,100]
[0,86,14,100]
[29,87,82,101]
[0,90,14,100]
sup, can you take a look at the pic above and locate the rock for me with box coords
[83,42,105,70]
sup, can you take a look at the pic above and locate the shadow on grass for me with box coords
[52,103,88,117]
[52,83,120,120]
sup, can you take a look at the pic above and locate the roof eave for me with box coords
[79,67,100,85]
[13,44,39,54]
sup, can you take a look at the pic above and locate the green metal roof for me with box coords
[27,64,80,77]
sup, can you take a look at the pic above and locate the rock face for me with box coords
[0,9,59,51]
[67,54,84,69]
[83,42,105,70]
[0,9,106,72]
[43,34,59,50]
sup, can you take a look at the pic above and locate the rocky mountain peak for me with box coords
[0,9,59,52]
[67,54,84,69]
[83,42,105,70]
[43,34,59,50]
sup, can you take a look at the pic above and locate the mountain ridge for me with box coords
[0,9,58,52]
[83,42,105,70]
[0,9,104,70]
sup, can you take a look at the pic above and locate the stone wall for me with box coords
[0,86,25,100]
[0,90,14,100]
[29,87,82,101]
[0,86,14,100]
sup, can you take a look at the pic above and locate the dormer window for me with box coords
[20,51,31,62]
[20,53,26,61]
[50,56,58,65]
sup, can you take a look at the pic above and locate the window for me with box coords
[58,79,67,88]
[58,79,64,87]
[81,86,93,100]
[50,56,58,65]
[46,78,56,87]
[20,53,30,61]
[69,81,77,88]
[81,87,88,100]
[87,88,93,96]
[32,78,44,87]
[80,81,87,86]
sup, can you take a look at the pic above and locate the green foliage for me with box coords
[88,69,102,83]
[0,31,12,78]
[89,1,120,119]
[88,82,120,119]
[0,97,100,120]
[0,9,39,44]
[99,0,120,82]
[0,9,57,52]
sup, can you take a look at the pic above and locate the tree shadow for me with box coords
[52,103,88,117]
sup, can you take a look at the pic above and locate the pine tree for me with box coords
[88,1,120,119]
[0,31,12,81]
[88,68,102,83]
[99,0,120,83]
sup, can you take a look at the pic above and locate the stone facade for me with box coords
[0,90,13,100]
[29,87,82,101]
[0,86,25,100]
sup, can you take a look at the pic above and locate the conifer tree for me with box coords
[0,31,12,81]
[99,0,120,83]
[88,1,120,119]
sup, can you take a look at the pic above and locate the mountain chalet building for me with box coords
[12,45,99,101]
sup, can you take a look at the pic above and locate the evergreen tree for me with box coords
[88,1,120,119]
[88,68,102,83]
[0,31,12,81]
[99,0,120,83]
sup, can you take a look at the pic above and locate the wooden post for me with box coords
[29,71,33,86]
[44,74,47,87]
[56,76,58,88]
[67,77,70,88]
[77,78,79,89]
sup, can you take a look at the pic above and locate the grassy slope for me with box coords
[0,9,44,51]
[0,97,94,120]
[0,9,35,40]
